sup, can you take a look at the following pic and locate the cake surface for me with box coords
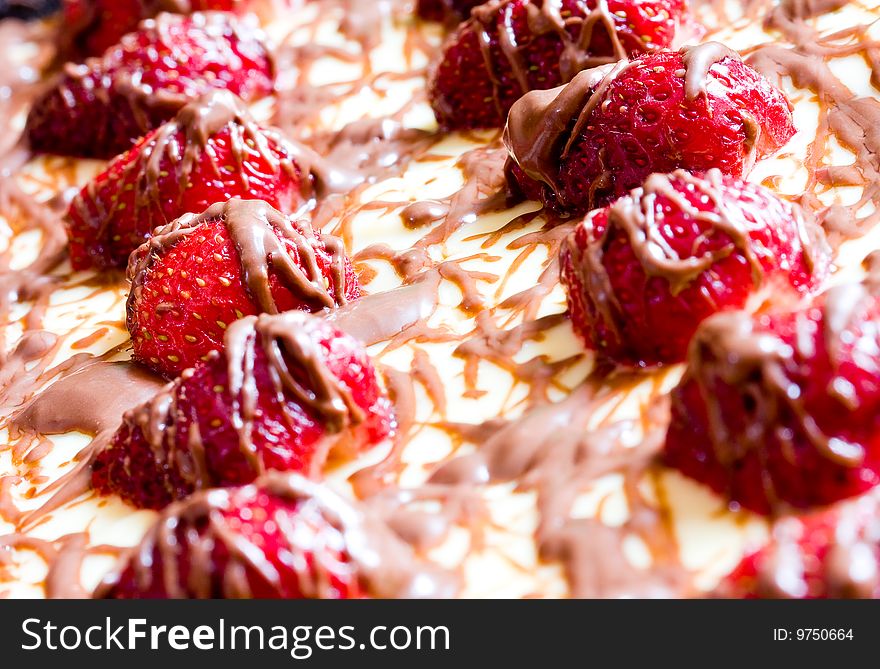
[1,0,880,598]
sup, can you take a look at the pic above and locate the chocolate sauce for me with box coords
[109,311,368,500]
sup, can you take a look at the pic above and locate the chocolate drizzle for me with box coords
[561,169,825,345]
[30,11,275,158]
[226,311,365,434]
[70,90,303,245]
[442,0,680,124]
[746,20,880,244]
[430,378,687,597]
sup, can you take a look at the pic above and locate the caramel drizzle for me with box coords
[744,8,880,246]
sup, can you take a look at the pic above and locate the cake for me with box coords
[1,0,879,598]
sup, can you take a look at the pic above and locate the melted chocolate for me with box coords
[49,11,272,144]
[680,275,879,498]
[11,360,164,436]
[561,169,826,341]
[444,0,667,123]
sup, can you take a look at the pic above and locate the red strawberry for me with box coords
[665,276,880,515]
[60,0,252,59]
[126,198,359,378]
[416,0,482,23]
[429,0,690,130]
[718,494,880,598]
[559,170,828,367]
[66,91,307,271]
[504,42,796,216]
[97,474,365,598]
[27,12,274,159]
[92,311,395,510]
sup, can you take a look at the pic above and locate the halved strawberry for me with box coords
[97,474,365,598]
[65,90,307,271]
[126,198,359,378]
[559,170,828,367]
[28,12,274,159]
[429,0,690,129]
[92,311,394,510]
[504,43,796,216]
[60,0,253,59]
[665,275,880,514]
[718,493,880,598]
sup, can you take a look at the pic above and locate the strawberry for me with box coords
[60,0,252,59]
[559,170,828,367]
[416,0,482,23]
[126,197,359,378]
[97,474,364,598]
[504,42,796,216]
[27,11,274,159]
[65,90,307,271]
[665,276,880,515]
[429,0,690,130]
[718,494,880,598]
[92,311,394,510]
